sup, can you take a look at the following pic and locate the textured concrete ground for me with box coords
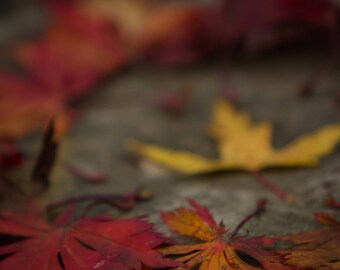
[32,51,339,237]
[2,3,340,238]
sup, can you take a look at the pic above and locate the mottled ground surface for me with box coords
[35,51,340,237]
[2,2,340,238]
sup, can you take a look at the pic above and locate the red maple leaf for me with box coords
[13,2,125,98]
[0,207,177,270]
[0,72,66,139]
[0,2,125,140]
[161,199,294,269]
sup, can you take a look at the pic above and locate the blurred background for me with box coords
[0,0,339,231]
[0,0,339,138]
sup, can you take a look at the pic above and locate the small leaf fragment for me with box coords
[325,196,340,210]
[30,115,69,190]
[47,189,153,212]
[65,162,107,184]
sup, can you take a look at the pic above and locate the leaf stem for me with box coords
[229,199,267,240]
[46,189,152,211]
[252,170,294,203]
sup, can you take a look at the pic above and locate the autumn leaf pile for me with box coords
[1,196,339,269]
[0,1,340,269]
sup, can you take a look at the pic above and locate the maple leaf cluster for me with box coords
[0,120,173,270]
[0,198,339,270]
[0,121,338,269]
[0,88,339,270]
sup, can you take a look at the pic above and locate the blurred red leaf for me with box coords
[13,2,125,98]
[0,2,125,140]
[65,162,107,184]
[79,0,339,67]
[0,72,65,139]
[0,207,177,270]
[282,212,340,270]
[325,196,340,209]
[0,140,24,169]
[152,86,193,117]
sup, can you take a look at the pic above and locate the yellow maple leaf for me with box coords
[128,100,340,173]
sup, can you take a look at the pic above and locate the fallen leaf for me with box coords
[0,207,176,270]
[79,0,153,43]
[31,116,68,190]
[47,189,153,212]
[161,199,294,270]
[129,100,340,173]
[133,5,206,67]
[0,2,125,140]
[325,196,340,209]
[64,162,107,184]
[152,86,193,117]
[282,212,340,270]
[81,0,202,44]
[128,100,340,201]
[0,140,24,169]
[13,2,125,97]
[80,0,339,67]
[0,72,65,139]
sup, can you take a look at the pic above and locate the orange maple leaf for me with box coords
[161,199,294,270]
[282,212,340,270]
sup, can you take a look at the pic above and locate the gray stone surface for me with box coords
[23,50,339,237]
[0,4,44,45]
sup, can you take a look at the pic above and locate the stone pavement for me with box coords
[2,2,340,237]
